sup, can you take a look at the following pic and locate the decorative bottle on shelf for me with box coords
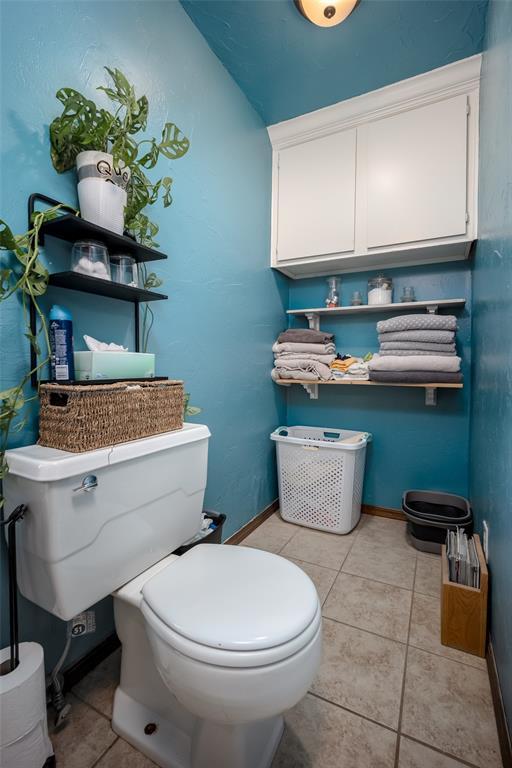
[49,305,75,382]
[325,276,340,308]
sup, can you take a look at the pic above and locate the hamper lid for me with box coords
[5,424,210,482]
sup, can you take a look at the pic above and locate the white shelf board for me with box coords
[287,298,466,317]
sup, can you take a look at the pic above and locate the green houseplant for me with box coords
[0,206,66,506]
[49,67,190,247]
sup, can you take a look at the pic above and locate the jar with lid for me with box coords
[367,275,393,306]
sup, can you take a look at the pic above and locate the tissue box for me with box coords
[74,351,155,381]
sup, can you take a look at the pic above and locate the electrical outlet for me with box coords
[71,610,96,637]
[482,521,489,562]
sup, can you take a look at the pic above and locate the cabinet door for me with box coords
[276,130,356,261]
[366,94,468,249]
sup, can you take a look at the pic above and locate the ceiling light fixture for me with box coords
[294,0,359,28]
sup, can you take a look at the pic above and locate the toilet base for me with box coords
[112,687,284,768]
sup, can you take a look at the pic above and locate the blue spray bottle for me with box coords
[49,305,75,381]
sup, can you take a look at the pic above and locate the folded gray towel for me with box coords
[380,341,456,353]
[379,349,455,357]
[377,314,457,334]
[369,371,463,384]
[369,354,461,372]
[278,328,335,344]
[378,330,455,344]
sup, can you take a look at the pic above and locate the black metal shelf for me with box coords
[28,193,170,386]
[48,272,167,303]
[39,214,167,263]
[29,193,167,264]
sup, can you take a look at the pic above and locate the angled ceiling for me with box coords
[182,0,487,125]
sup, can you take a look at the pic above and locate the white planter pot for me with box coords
[76,151,130,235]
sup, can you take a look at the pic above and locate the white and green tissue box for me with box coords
[74,351,155,381]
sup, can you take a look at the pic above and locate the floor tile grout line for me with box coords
[321,614,410,647]
[400,733,487,768]
[406,640,488,672]
[340,565,416,591]
[308,691,399,736]
[89,735,119,768]
[393,553,418,768]
[309,690,486,768]
[332,568,416,593]
[71,690,114,723]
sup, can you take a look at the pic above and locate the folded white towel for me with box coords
[274,352,336,364]
[271,368,325,382]
[368,354,461,372]
[273,341,335,355]
[274,358,332,380]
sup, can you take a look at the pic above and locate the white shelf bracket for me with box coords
[425,387,437,406]
[305,312,321,330]
[426,305,439,314]
[301,383,319,399]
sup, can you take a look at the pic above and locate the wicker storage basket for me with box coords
[39,380,184,453]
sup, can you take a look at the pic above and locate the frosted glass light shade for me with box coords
[295,0,359,27]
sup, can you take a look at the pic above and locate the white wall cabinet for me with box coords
[268,56,480,279]
[276,130,356,261]
[365,95,468,249]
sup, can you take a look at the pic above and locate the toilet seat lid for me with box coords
[142,544,319,651]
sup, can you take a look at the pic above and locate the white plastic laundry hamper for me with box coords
[271,426,372,534]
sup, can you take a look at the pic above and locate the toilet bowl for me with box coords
[113,544,322,768]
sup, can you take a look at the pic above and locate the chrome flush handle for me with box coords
[73,474,98,493]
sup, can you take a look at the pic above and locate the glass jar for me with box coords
[325,276,340,308]
[401,286,416,302]
[110,254,139,287]
[367,275,393,305]
[71,240,111,281]
[351,290,364,306]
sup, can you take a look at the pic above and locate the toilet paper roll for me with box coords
[0,643,53,768]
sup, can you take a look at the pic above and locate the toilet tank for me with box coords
[4,424,210,621]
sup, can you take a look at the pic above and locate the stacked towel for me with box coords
[272,329,335,381]
[330,355,370,380]
[369,315,462,384]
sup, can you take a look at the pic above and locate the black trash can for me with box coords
[173,510,226,555]
[402,490,472,554]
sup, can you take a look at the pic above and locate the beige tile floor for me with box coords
[51,513,502,768]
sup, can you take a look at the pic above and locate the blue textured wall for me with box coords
[0,0,286,670]
[287,263,471,509]
[470,0,512,732]
[182,0,487,124]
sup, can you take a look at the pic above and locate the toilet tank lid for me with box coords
[5,423,211,482]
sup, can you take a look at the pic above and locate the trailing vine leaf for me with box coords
[50,67,190,247]
[0,205,67,507]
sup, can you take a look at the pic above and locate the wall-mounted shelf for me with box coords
[28,193,169,386]
[39,214,167,263]
[287,298,466,332]
[48,272,167,303]
[275,378,463,406]
[288,298,465,320]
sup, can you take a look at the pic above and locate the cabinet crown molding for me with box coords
[268,54,481,149]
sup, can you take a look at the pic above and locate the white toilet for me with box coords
[4,425,322,768]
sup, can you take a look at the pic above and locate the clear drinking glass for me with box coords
[71,240,111,280]
[110,255,138,287]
